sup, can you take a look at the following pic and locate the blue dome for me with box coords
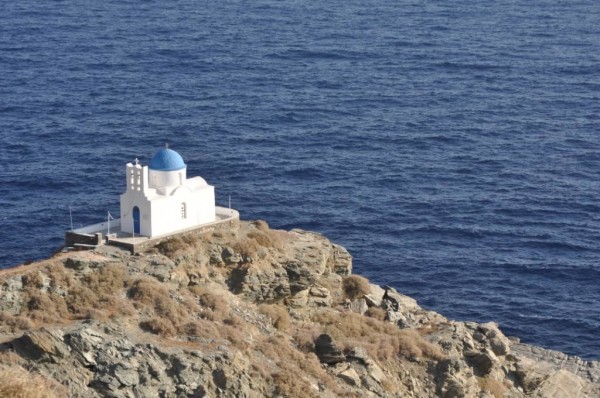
[149,148,186,171]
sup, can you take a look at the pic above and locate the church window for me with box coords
[181,203,187,219]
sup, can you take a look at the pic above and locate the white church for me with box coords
[119,146,216,237]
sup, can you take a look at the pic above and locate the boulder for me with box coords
[465,350,496,376]
[13,327,70,362]
[315,334,345,365]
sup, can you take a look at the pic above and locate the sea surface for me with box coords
[1,0,599,360]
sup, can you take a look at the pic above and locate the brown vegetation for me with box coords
[477,376,506,398]
[0,365,68,398]
[128,278,188,325]
[312,310,444,363]
[255,336,346,397]
[155,237,188,257]
[0,312,34,333]
[364,306,387,321]
[140,317,177,337]
[258,304,291,331]
[342,275,370,300]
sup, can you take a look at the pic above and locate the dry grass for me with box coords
[232,238,261,258]
[477,376,505,398]
[0,365,68,398]
[0,312,34,333]
[22,272,45,289]
[14,262,129,325]
[258,304,291,331]
[252,220,270,231]
[0,351,23,366]
[82,264,124,296]
[365,306,387,321]
[178,320,219,337]
[233,227,287,257]
[188,285,230,322]
[342,275,370,300]
[272,364,318,398]
[155,237,189,257]
[255,336,353,397]
[312,310,444,363]
[140,318,177,337]
[128,278,188,325]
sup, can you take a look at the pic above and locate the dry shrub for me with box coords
[258,304,290,331]
[128,278,187,325]
[179,320,248,350]
[66,286,99,315]
[62,265,125,318]
[0,312,34,333]
[272,363,317,398]
[312,310,444,363]
[0,365,67,398]
[140,318,176,337]
[24,292,69,323]
[223,313,244,327]
[252,220,270,231]
[83,264,125,296]
[291,324,320,353]
[155,237,188,257]
[0,351,22,365]
[365,306,387,321]
[46,263,76,290]
[477,377,505,398]
[342,275,370,300]
[232,238,261,257]
[211,231,225,239]
[181,234,198,246]
[256,336,344,396]
[381,378,397,394]
[22,272,45,289]
[195,289,229,321]
[247,230,283,250]
[179,320,219,337]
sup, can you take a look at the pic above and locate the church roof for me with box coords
[149,148,186,171]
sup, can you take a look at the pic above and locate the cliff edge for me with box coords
[0,220,598,397]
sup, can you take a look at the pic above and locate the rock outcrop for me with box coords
[0,220,597,397]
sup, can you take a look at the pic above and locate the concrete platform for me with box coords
[66,206,239,253]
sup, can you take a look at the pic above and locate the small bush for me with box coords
[179,320,219,337]
[0,365,67,398]
[65,286,99,315]
[312,310,444,362]
[181,234,198,246]
[252,220,270,231]
[83,264,125,296]
[256,336,342,396]
[22,272,45,289]
[128,278,187,325]
[0,312,34,333]
[477,377,505,398]
[365,306,387,321]
[258,304,291,331]
[0,351,22,365]
[196,290,229,321]
[140,318,177,337]
[25,292,69,322]
[232,238,261,257]
[247,230,284,250]
[342,275,370,300]
[272,364,316,398]
[155,237,188,257]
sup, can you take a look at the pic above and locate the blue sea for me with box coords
[1,0,599,360]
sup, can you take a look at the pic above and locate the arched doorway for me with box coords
[133,206,140,234]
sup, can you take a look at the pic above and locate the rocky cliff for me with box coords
[0,220,598,397]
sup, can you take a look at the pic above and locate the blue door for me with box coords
[133,206,140,234]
